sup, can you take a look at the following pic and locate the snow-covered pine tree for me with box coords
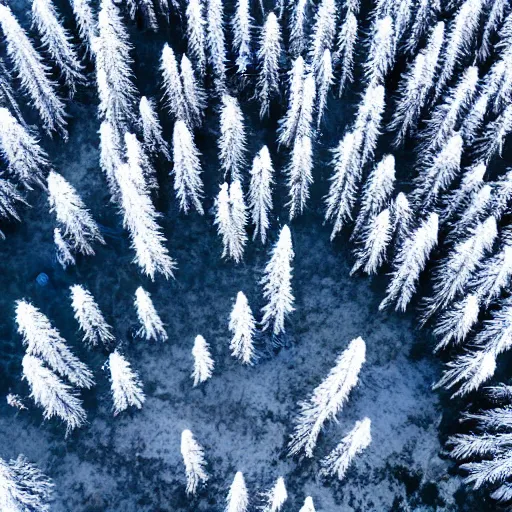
[299,497,316,512]
[352,154,395,241]
[139,96,170,161]
[334,10,358,97]
[260,225,295,335]
[452,184,492,237]
[0,4,67,138]
[461,89,491,145]
[286,135,313,219]
[99,120,123,194]
[206,0,227,91]
[48,171,105,256]
[70,284,114,348]
[181,54,207,129]
[0,107,48,189]
[69,0,98,53]
[477,0,509,62]
[288,336,366,457]
[405,0,439,54]
[256,12,282,118]
[134,286,168,342]
[161,44,189,125]
[54,227,76,269]
[324,130,363,239]
[16,299,95,389]
[218,94,247,181]
[0,454,53,511]
[350,208,392,276]
[0,58,24,124]
[125,131,157,191]
[173,120,204,214]
[316,49,333,128]
[391,192,412,244]
[108,350,145,415]
[379,212,439,312]
[225,472,249,512]
[261,477,287,512]
[232,0,253,77]
[294,72,316,142]
[181,429,208,495]
[229,291,256,365]
[477,103,512,164]
[249,145,274,243]
[186,0,207,76]
[22,354,87,433]
[289,0,309,58]
[319,417,372,480]
[0,179,26,238]
[308,0,337,75]
[364,16,395,87]
[413,133,463,211]
[31,0,84,97]
[192,335,214,386]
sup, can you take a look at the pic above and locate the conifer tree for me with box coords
[477,0,509,62]
[70,284,114,348]
[334,10,358,97]
[225,472,249,512]
[405,0,439,54]
[22,354,87,433]
[108,350,145,415]
[192,335,214,386]
[286,135,313,219]
[48,171,105,256]
[256,12,282,118]
[16,299,95,389]
[173,120,204,214]
[0,4,67,138]
[232,0,253,76]
[461,90,491,145]
[99,120,123,194]
[309,0,337,74]
[391,192,412,244]
[0,58,24,125]
[181,54,207,128]
[186,0,207,76]
[249,145,274,244]
[316,49,333,128]
[453,184,492,236]
[477,103,512,164]
[139,96,170,161]
[134,286,168,342]
[218,95,247,181]
[364,16,395,87]
[206,0,227,91]
[319,417,372,480]
[288,337,366,457]
[32,0,84,97]
[54,227,76,269]
[161,44,189,125]
[0,179,26,238]
[289,0,309,58]
[379,212,439,312]
[181,429,208,495]
[69,0,98,53]
[299,497,316,512]
[261,477,287,512]
[229,291,256,365]
[261,225,295,335]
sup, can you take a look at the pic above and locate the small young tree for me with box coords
[108,351,145,415]
[22,354,87,433]
[53,227,75,269]
[31,0,84,97]
[316,49,333,128]
[364,16,395,87]
[173,120,204,215]
[334,11,358,97]
[134,286,168,342]
[261,225,295,335]
[206,0,227,91]
[181,54,207,129]
[249,145,274,244]
[299,497,316,512]
[181,429,208,495]
[289,0,309,57]
[261,477,287,512]
[379,212,439,312]
[232,0,253,76]
[161,44,189,124]
[0,4,67,138]
[69,0,98,53]
[70,284,114,348]
[225,472,249,512]
[286,135,313,219]
[192,335,214,386]
[219,95,247,181]
[186,0,207,76]
[256,12,282,118]
[319,417,372,480]
[288,337,366,457]
[139,96,170,161]
[229,291,256,365]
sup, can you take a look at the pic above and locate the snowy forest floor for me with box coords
[0,0,495,511]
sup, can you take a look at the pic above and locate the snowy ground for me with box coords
[0,1,492,510]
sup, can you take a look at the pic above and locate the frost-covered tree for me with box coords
[225,472,249,512]
[22,354,87,433]
[0,454,53,512]
[16,299,95,389]
[125,131,156,191]
[319,417,372,480]
[186,0,207,76]
[173,120,204,214]
[379,212,439,312]
[70,284,114,348]
[391,192,412,244]
[232,0,253,76]
[32,0,84,97]
[229,291,256,365]
[181,54,206,129]
[192,335,214,386]
[309,0,337,74]
[289,0,309,57]
[316,49,333,128]
[294,72,316,142]
[261,477,287,512]
[108,350,145,415]
[134,286,168,342]
[161,44,189,125]
[256,13,282,118]
[299,497,316,512]
[139,96,170,161]
[48,171,105,256]
[261,225,295,335]
[249,145,274,243]
[54,227,75,269]
[364,16,395,87]
[0,108,48,189]
[405,0,439,54]
[0,58,24,124]
[206,0,227,91]
[334,10,358,97]
[477,103,512,164]
[181,429,208,495]
[286,135,313,219]
[0,179,25,238]
[288,336,366,457]
[453,184,492,237]
[477,0,509,62]
[69,0,97,53]
[219,95,247,181]
[0,4,67,137]
[99,120,123,194]
[324,130,363,239]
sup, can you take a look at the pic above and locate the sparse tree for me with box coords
[108,350,145,415]
[334,11,358,97]
[69,0,98,53]
[139,96,170,161]
[54,227,76,269]
[186,0,207,76]
[219,95,247,181]
[232,0,253,76]
[364,16,395,87]
[206,0,227,91]
[316,49,333,128]
[134,286,168,342]
[261,477,287,512]
[225,472,249,512]
[286,135,313,219]
[192,335,214,386]
[181,429,208,495]
[229,291,256,365]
